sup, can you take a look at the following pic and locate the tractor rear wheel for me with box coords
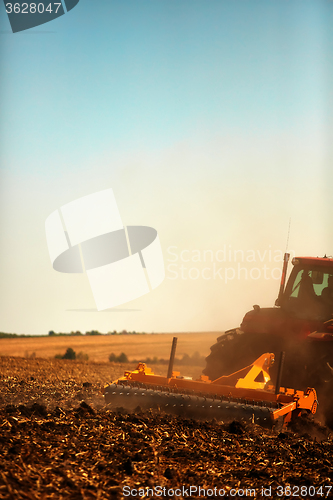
[203,329,292,385]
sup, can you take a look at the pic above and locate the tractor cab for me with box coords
[240,256,333,339]
[280,257,333,322]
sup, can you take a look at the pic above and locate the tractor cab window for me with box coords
[289,269,303,298]
[283,267,333,320]
[290,270,329,298]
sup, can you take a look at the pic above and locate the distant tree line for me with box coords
[0,332,33,338]
[0,330,147,337]
[49,330,146,336]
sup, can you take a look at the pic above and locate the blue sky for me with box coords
[1,1,331,161]
[0,0,332,337]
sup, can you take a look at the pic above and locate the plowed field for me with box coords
[0,356,332,500]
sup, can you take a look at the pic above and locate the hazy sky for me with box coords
[1,0,332,335]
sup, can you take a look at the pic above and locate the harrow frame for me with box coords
[104,347,318,428]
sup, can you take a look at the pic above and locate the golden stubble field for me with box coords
[1,343,332,500]
[0,332,221,364]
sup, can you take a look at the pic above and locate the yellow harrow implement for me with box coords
[103,338,317,428]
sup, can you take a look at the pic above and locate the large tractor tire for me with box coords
[203,329,295,386]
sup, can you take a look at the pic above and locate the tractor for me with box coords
[203,254,333,426]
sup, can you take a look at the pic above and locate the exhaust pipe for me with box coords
[275,253,290,306]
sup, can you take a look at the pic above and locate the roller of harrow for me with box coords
[104,384,276,426]
[103,340,318,429]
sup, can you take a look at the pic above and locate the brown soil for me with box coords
[0,356,332,499]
